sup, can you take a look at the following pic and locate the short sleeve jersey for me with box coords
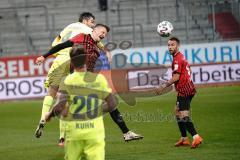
[59,71,111,140]
[172,52,196,96]
[51,22,93,57]
[51,22,105,57]
[70,34,100,72]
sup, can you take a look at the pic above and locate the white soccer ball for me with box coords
[157,21,173,37]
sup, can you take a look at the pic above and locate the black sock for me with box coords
[110,109,129,134]
[176,117,187,137]
[183,116,197,136]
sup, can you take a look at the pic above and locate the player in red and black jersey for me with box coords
[155,37,203,149]
[40,23,143,142]
[42,24,107,72]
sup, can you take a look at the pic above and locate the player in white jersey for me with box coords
[35,12,142,146]
[35,12,108,145]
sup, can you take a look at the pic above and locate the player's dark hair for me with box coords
[94,23,110,32]
[70,44,86,69]
[169,37,180,44]
[79,12,95,22]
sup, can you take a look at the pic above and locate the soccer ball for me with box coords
[157,21,173,37]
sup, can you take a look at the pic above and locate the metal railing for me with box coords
[0,5,49,31]
[208,0,240,40]
[1,0,240,56]
[0,5,50,55]
[111,24,144,47]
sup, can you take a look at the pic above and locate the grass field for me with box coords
[0,86,240,160]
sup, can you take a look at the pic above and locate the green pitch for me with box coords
[0,86,240,160]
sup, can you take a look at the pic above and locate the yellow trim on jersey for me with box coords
[97,41,105,51]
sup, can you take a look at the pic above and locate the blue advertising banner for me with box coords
[110,41,240,69]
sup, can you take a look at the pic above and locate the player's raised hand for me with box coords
[154,86,164,95]
[105,50,112,63]
[35,56,45,65]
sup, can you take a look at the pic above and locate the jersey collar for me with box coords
[173,51,180,57]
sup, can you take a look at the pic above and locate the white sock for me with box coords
[181,137,188,140]
[193,134,199,139]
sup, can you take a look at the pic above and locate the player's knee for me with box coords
[102,102,117,113]
[103,94,119,113]
[176,115,191,123]
[182,116,192,122]
[179,110,189,118]
[108,105,117,113]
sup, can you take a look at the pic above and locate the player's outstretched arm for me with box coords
[133,73,179,96]
[43,40,73,58]
[35,40,73,65]
[35,40,74,65]
[155,73,180,95]
[45,91,68,121]
[35,56,46,65]
[104,49,112,63]
[97,42,112,63]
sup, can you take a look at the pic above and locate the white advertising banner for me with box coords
[0,63,239,100]
[128,62,240,90]
[0,76,47,100]
[191,63,240,83]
